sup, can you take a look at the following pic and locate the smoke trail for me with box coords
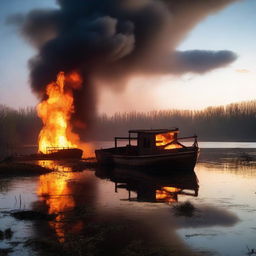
[10,0,238,135]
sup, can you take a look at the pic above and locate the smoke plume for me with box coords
[12,0,238,134]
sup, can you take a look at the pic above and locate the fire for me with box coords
[162,186,182,193]
[38,171,75,214]
[156,186,182,203]
[37,168,76,242]
[37,71,82,153]
[36,161,96,242]
[156,132,182,150]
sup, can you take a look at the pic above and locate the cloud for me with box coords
[173,50,238,74]
[236,69,250,73]
[9,0,239,132]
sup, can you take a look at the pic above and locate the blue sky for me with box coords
[0,0,57,108]
[0,0,255,113]
[180,0,256,53]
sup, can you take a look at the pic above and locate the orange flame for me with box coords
[156,132,182,150]
[37,71,82,153]
[37,168,76,242]
[156,187,182,203]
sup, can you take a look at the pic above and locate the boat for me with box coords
[15,147,83,161]
[38,147,83,160]
[95,128,199,170]
[95,166,199,203]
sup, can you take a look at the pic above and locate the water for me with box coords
[177,161,256,256]
[1,143,256,255]
[0,177,38,256]
[198,141,256,148]
[92,140,256,149]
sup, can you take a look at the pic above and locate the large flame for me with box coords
[37,71,82,153]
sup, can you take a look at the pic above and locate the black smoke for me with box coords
[11,0,238,135]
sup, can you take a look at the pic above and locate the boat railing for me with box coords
[114,137,137,148]
[114,135,198,148]
[46,147,77,153]
[177,135,198,148]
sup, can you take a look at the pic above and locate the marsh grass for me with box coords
[172,201,196,217]
[25,220,174,256]
[0,162,52,177]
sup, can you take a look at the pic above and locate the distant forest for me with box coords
[1,100,256,152]
[93,100,256,141]
[0,105,40,155]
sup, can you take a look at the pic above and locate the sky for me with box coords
[0,0,255,115]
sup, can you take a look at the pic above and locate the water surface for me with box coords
[1,144,256,255]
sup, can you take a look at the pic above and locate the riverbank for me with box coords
[0,162,52,177]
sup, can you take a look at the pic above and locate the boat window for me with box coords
[155,132,182,149]
[143,138,151,148]
[156,132,175,147]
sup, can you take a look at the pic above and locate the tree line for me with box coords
[0,105,40,156]
[91,100,256,141]
[1,99,256,154]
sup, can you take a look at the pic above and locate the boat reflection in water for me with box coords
[35,160,199,245]
[96,167,199,204]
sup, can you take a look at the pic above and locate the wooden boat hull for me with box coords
[95,147,199,171]
[114,150,198,169]
[17,148,83,161]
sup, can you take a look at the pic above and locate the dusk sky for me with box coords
[0,0,255,115]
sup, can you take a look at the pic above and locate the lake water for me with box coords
[93,140,256,149]
[1,142,256,255]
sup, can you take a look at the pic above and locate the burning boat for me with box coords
[31,71,84,160]
[34,147,83,160]
[95,128,199,171]
[44,147,83,159]
[16,147,83,161]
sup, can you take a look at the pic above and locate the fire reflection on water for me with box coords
[103,167,199,204]
[156,187,182,204]
[36,161,81,242]
[37,160,73,172]
[35,160,198,242]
